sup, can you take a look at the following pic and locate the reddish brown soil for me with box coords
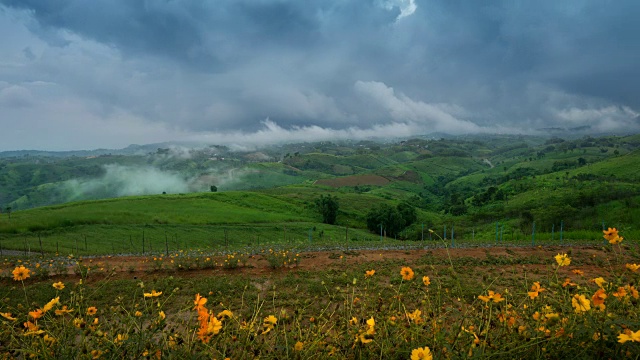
[315,174,390,188]
[31,245,614,284]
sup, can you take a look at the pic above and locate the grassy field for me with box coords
[1,235,639,358]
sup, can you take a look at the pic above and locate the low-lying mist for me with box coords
[62,164,250,202]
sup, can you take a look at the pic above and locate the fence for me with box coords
[0,219,635,259]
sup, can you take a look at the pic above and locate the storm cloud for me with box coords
[0,0,639,150]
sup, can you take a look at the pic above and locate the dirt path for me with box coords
[31,245,611,284]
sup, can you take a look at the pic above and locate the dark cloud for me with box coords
[0,0,638,150]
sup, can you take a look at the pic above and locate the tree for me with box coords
[315,195,339,225]
[210,185,218,192]
[366,202,417,238]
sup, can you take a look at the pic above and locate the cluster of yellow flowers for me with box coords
[604,227,623,244]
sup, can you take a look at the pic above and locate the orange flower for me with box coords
[422,276,431,286]
[12,266,30,281]
[365,270,375,278]
[528,282,546,299]
[613,287,627,298]
[87,307,98,316]
[572,269,584,276]
[194,294,208,310]
[626,264,640,272]
[478,290,505,303]
[592,288,606,310]
[29,309,44,320]
[400,267,414,281]
[562,278,576,288]
[54,306,74,316]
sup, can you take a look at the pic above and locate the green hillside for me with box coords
[1,134,640,255]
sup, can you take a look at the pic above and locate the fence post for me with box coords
[531,221,535,246]
[451,225,454,248]
[560,220,564,245]
[552,224,555,241]
[495,222,499,245]
[444,225,447,240]
[39,233,43,256]
[500,224,504,244]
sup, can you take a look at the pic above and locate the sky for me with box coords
[0,0,639,151]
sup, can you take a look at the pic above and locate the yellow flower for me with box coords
[365,270,376,278]
[41,297,59,313]
[73,317,85,328]
[406,309,423,324]
[217,309,233,319]
[554,253,570,266]
[592,277,607,288]
[572,269,584,276]
[12,266,30,281]
[0,312,17,321]
[618,329,640,343]
[262,315,277,334]
[86,307,98,316]
[349,317,358,326]
[603,227,623,244]
[478,290,505,303]
[294,341,304,351]
[134,311,143,317]
[158,311,166,320]
[411,346,433,360]
[52,282,65,290]
[626,264,640,272]
[54,306,73,315]
[400,267,414,281]
[90,350,103,359]
[422,276,431,286]
[43,334,55,345]
[572,294,591,313]
[143,290,163,298]
[114,333,129,344]
[366,316,375,331]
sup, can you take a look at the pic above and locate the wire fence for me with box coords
[0,220,634,259]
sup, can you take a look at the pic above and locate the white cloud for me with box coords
[354,80,481,133]
[380,0,417,20]
[0,85,33,107]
